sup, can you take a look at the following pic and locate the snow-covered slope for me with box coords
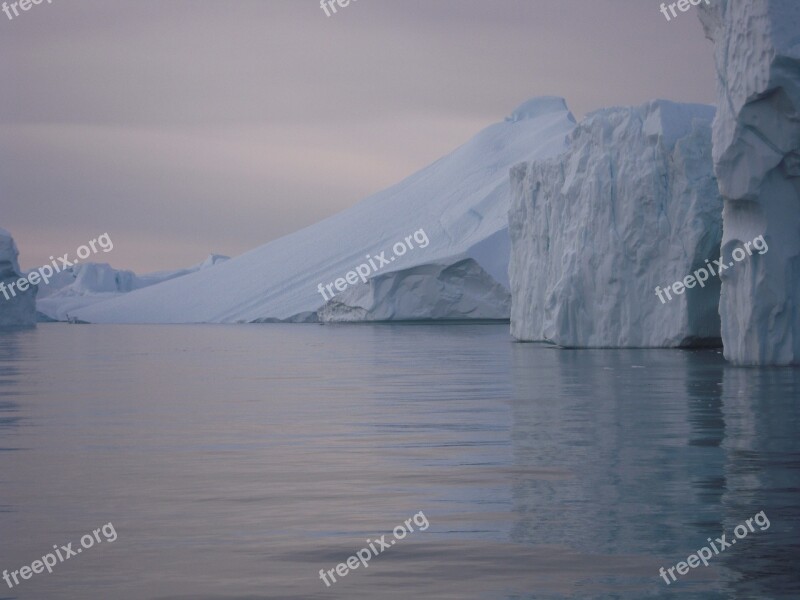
[0,227,36,327]
[37,255,229,322]
[509,100,722,347]
[698,0,800,366]
[73,97,576,324]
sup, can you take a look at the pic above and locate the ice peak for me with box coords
[199,254,230,269]
[506,97,573,123]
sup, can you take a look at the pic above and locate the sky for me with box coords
[1,0,716,272]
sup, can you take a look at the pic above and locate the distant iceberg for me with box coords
[698,0,800,365]
[73,97,576,324]
[37,255,229,322]
[0,227,37,327]
[509,100,723,347]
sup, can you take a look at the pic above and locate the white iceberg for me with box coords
[37,254,229,322]
[73,98,576,324]
[698,0,800,366]
[509,100,723,347]
[0,227,37,327]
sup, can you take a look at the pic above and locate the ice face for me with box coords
[317,258,511,322]
[0,228,37,328]
[509,100,723,348]
[699,0,800,365]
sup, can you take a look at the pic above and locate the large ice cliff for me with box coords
[509,101,723,347]
[698,0,800,365]
[0,228,36,327]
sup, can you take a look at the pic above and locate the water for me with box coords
[0,323,798,599]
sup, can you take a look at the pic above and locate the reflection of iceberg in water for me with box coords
[0,330,27,519]
[508,345,800,596]
[682,352,727,535]
[720,368,800,597]
[0,331,25,452]
[508,346,729,593]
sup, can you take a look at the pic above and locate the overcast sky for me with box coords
[1,0,715,272]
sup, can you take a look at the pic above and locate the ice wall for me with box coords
[509,101,722,347]
[317,258,510,322]
[698,0,800,365]
[0,228,36,327]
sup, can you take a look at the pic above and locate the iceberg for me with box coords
[698,0,800,365]
[36,255,229,322]
[0,227,37,327]
[73,98,576,324]
[509,100,723,347]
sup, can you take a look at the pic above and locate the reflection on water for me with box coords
[0,330,27,520]
[0,324,797,599]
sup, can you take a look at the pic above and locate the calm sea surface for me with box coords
[0,323,798,599]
